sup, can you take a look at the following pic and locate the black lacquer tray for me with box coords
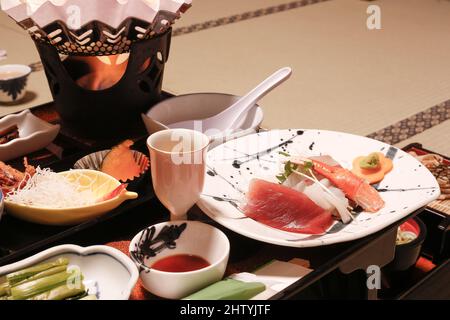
[0,103,446,300]
[0,134,156,266]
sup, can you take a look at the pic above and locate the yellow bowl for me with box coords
[4,169,138,226]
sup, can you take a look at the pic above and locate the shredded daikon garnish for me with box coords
[6,167,98,208]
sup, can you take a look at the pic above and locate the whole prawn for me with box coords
[0,158,36,194]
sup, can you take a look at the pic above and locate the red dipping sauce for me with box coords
[151,254,210,272]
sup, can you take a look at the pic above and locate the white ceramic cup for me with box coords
[147,129,209,221]
[129,220,230,299]
[0,64,31,103]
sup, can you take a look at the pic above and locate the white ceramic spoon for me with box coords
[167,67,292,131]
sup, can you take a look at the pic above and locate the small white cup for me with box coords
[129,220,230,299]
[0,64,31,104]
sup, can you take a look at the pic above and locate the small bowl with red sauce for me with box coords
[129,220,230,299]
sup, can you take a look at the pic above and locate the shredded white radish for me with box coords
[6,167,98,208]
[291,168,355,222]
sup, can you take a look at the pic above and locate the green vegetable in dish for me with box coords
[9,269,81,300]
[0,280,8,297]
[5,258,69,286]
[12,265,68,288]
[359,153,381,170]
[0,258,96,300]
[183,278,265,300]
[28,283,86,300]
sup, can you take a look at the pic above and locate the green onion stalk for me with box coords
[9,269,82,300]
[11,265,68,288]
[28,283,86,300]
[5,258,69,286]
[0,279,8,297]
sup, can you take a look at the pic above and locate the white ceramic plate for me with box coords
[0,109,60,161]
[197,129,440,248]
[0,245,138,300]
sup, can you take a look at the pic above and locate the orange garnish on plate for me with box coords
[351,152,393,184]
[101,140,141,182]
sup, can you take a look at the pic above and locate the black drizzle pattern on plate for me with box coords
[230,130,304,169]
[208,131,307,209]
[207,166,245,194]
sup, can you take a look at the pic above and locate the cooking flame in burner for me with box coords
[62,53,151,91]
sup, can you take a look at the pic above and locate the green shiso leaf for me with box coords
[276,161,298,184]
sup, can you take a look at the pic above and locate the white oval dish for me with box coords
[129,220,230,299]
[4,169,138,226]
[0,244,139,300]
[0,109,60,162]
[142,93,264,148]
[198,129,440,248]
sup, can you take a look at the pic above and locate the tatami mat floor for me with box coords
[165,0,450,137]
[397,119,450,156]
[0,0,448,154]
[0,11,51,116]
[174,0,300,28]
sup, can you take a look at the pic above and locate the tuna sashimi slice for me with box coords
[243,179,334,235]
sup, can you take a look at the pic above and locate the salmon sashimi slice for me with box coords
[310,159,384,212]
[243,179,334,235]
